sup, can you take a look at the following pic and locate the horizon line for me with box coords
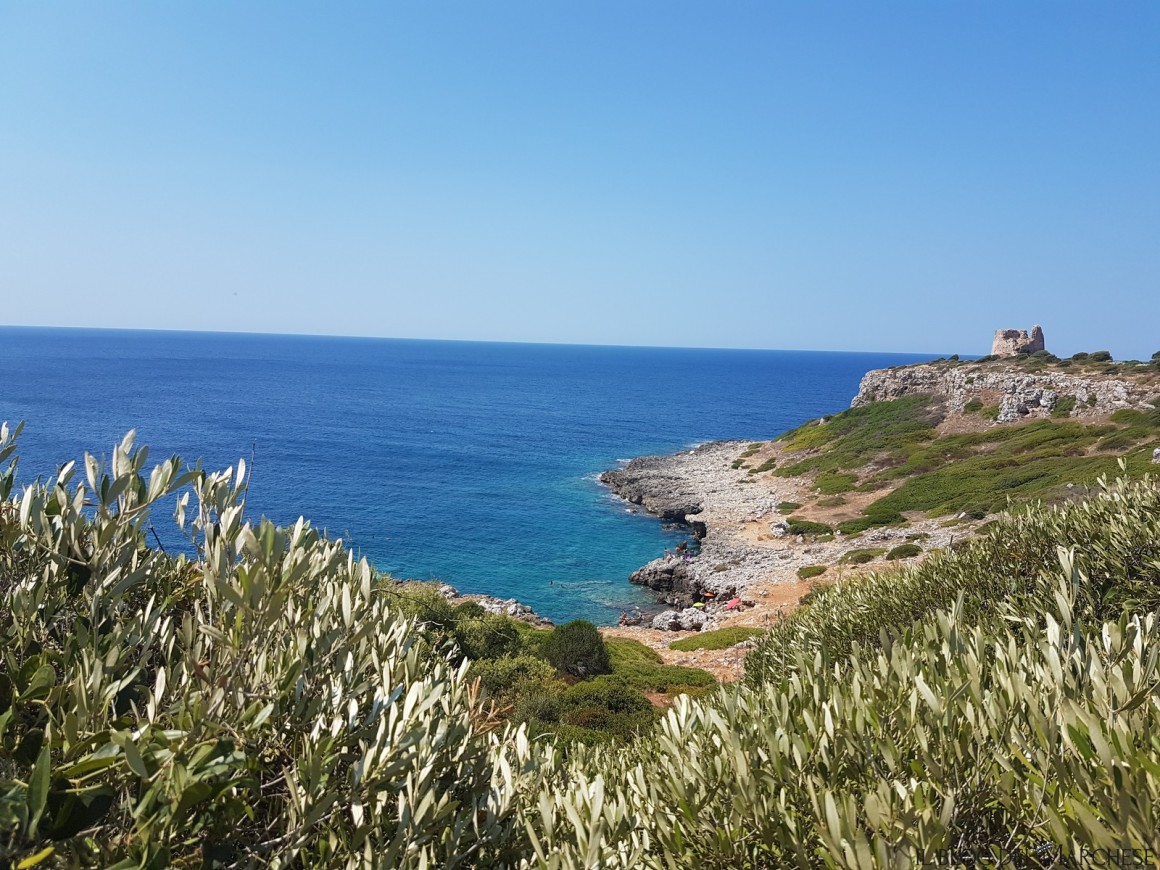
[0,322,961,360]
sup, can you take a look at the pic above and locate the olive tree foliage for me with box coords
[4,425,1160,869]
[0,426,554,868]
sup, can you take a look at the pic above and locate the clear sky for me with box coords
[1,2,1157,358]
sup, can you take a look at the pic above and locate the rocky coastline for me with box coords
[601,440,965,635]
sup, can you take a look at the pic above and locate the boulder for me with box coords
[650,610,679,630]
[650,607,707,631]
[629,553,691,592]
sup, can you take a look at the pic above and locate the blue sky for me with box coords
[1,2,1157,357]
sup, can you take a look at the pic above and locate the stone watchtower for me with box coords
[991,325,1045,357]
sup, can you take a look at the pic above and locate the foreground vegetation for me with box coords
[387,586,714,746]
[3,425,1160,867]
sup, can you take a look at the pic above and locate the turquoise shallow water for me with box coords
[0,328,936,623]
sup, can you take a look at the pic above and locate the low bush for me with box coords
[393,581,458,629]
[776,501,801,513]
[841,547,886,564]
[453,599,487,619]
[814,471,858,494]
[816,495,847,507]
[963,398,984,413]
[512,688,564,724]
[603,638,715,693]
[785,518,832,536]
[668,627,762,651]
[797,564,828,580]
[563,680,654,715]
[1052,394,1077,417]
[454,613,522,660]
[886,542,922,560]
[468,654,558,701]
[835,508,906,535]
[1090,350,1113,362]
[540,620,612,677]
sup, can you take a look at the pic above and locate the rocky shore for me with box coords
[600,440,962,636]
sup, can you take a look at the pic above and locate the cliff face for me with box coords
[853,363,1155,423]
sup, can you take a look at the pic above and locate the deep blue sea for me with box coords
[0,328,936,623]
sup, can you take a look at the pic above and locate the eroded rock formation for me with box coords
[853,363,1153,422]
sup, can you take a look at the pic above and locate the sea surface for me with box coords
[0,328,937,623]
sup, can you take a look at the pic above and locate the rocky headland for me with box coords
[854,362,1155,423]
[600,348,1160,679]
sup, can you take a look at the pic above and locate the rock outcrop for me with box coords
[433,583,555,627]
[650,608,708,631]
[853,363,1154,422]
[992,325,1045,357]
[600,454,707,525]
[628,553,692,592]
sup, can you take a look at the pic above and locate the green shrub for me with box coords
[1090,350,1113,362]
[454,614,522,660]
[886,543,922,560]
[841,547,886,564]
[393,582,458,630]
[668,628,762,651]
[540,620,612,677]
[814,471,858,494]
[1097,430,1144,452]
[751,457,777,473]
[1071,351,1090,361]
[963,398,984,414]
[562,680,653,715]
[785,518,832,536]
[453,599,487,619]
[468,654,559,700]
[604,638,715,692]
[797,564,828,580]
[1052,395,1077,417]
[835,509,906,535]
[513,688,564,723]
[776,501,801,513]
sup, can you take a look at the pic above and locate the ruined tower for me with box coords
[991,325,1045,357]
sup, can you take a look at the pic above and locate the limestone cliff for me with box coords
[853,362,1155,423]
